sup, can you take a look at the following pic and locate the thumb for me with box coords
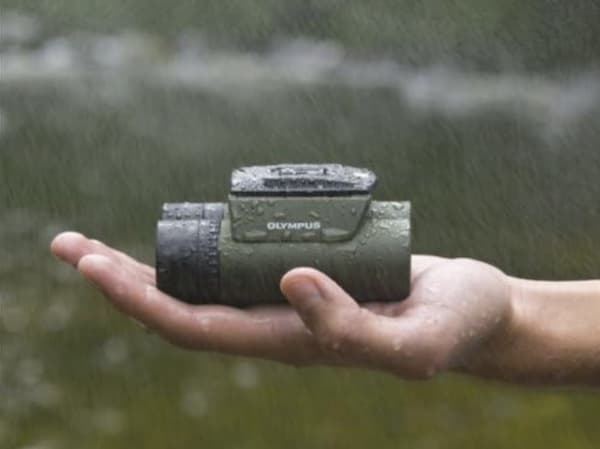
[281,268,450,379]
[280,268,369,351]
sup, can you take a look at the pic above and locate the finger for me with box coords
[51,232,92,266]
[51,231,129,267]
[281,267,449,378]
[88,238,155,283]
[51,232,154,283]
[77,254,321,364]
[281,267,386,354]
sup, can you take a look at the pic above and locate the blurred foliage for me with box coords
[2,81,599,448]
[1,1,599,449]
[4,0,600,70]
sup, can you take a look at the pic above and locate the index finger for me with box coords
[51,232,154,283]
[77,254,321,365]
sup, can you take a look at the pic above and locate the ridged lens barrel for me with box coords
[156,203,224,304]
[161,202,225,221]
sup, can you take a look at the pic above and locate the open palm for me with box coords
[51,232,512,379]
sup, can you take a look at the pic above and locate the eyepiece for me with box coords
[156,213,222,304]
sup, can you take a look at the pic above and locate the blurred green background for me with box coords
[1,1,599,448]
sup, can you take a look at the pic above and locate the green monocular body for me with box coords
[156,164,411,306]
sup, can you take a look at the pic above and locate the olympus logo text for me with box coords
[267,222,321,231]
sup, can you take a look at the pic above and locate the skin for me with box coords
[50,232,600,386]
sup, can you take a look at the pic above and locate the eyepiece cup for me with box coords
[156,218,221,304]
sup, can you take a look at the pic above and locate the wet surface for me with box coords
[1,5,600,449]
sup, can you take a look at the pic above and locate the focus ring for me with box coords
[156,203,224,304]
[156,219,203,303]
[196,219,221,304]
[155,218,221,304]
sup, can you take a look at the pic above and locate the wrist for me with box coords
[450,272,519,379]
[459,276,600,385]
[458,276,558,383]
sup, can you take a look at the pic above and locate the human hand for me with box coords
[50,232,513,379]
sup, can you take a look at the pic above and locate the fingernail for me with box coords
[286,277,322,303]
